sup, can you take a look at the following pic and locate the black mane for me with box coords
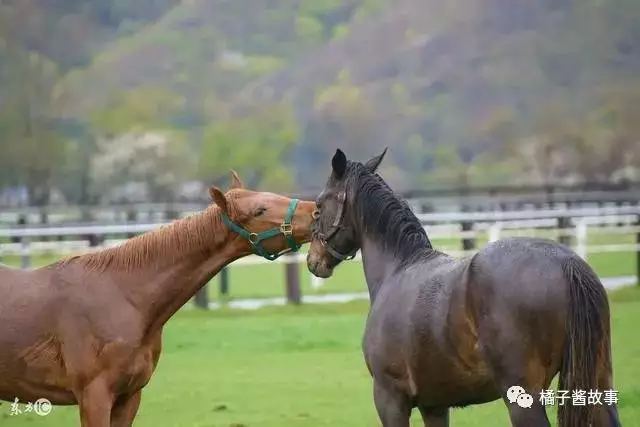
[346,161,435,266]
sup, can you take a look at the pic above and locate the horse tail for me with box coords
[558,256,619,427]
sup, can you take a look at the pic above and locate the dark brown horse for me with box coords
[0,171,316,427]
[307,149,621,427]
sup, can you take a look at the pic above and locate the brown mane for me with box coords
[58,202,240,273]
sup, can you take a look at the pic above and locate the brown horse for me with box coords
[0,171,316,427]
[307,149,621,427]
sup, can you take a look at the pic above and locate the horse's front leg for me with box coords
[373,381,412,427]
[76,377,114,427]
[110,391,142,427]
[418,406,449,427]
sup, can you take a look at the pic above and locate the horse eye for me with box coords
[254,207,266,216]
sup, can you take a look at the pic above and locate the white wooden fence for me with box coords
[1,206,638,293]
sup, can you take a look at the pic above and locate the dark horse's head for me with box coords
[307,148,388,278]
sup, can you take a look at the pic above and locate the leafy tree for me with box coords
[311,70,381,160]
[425,144,469,187]
[0,12,67,205]
[199,101,300,191]
[90,86,185,136]
[295,15,324,44]
[4,0,640,200]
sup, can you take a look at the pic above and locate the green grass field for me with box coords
[0,229,637,426]
[1,286,639,427]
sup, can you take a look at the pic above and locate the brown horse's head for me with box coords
[307,148,387,278]
[209,170,316,260]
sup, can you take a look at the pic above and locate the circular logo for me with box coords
[33,398,52,416]
[516,393,534,408]
[506,385,526,403]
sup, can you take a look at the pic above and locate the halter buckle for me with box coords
[280,223,293,235]
[222,198,300,261]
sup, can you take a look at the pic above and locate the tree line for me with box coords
[0,0,639,206]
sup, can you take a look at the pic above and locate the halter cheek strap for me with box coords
[323,240,357,261]
[221,199,302,261]
[318,192,358,261]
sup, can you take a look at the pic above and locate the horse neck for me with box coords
[351,183,434,302]
[359,236,398,302]
[71,206,249,333]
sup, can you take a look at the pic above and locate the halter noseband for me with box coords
[221,199,302,261]
[317,192,358,261]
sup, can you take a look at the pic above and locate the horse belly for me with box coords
[414,356,500,407]
[0,384,77,405]
[0,344,75,405]
[411,333,501,408]
[0,333,76,405]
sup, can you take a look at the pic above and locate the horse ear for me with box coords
[229,169,245,189]
[364,147,388,173]
[209,186,228,213]
[331,149,348,179]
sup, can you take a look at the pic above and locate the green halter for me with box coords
[221,198,302,261]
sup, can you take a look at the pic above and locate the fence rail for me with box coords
[1,206,640,237]
[1,206,639,308]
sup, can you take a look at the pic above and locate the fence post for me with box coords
[12,215,26,244]
[21,238,30,269]
[636,215,640,286]
[194,286,209,310]
[126,209,137,239]
[285,252,301,305]
[461,221,476,253]
[617,201,624,227]
[219,268,229,297]
[39,209,49,242]
[575,219,588,260]
[488,222,501,243]
[87,234,103,248]
[557,216,572,247]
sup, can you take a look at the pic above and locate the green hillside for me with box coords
[1,0,639,203]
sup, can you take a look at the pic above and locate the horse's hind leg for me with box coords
[501,389,550,427]
[488,358,553,426]
[418,406,449,427]
[481,348,553,426]
[110,391,142,427]
[479,332,557,425]
[373,381,412,427]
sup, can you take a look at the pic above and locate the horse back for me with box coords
[468,237,571,316]
[0,266,64,341]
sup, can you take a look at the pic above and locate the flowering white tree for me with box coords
[90,131,194,203]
